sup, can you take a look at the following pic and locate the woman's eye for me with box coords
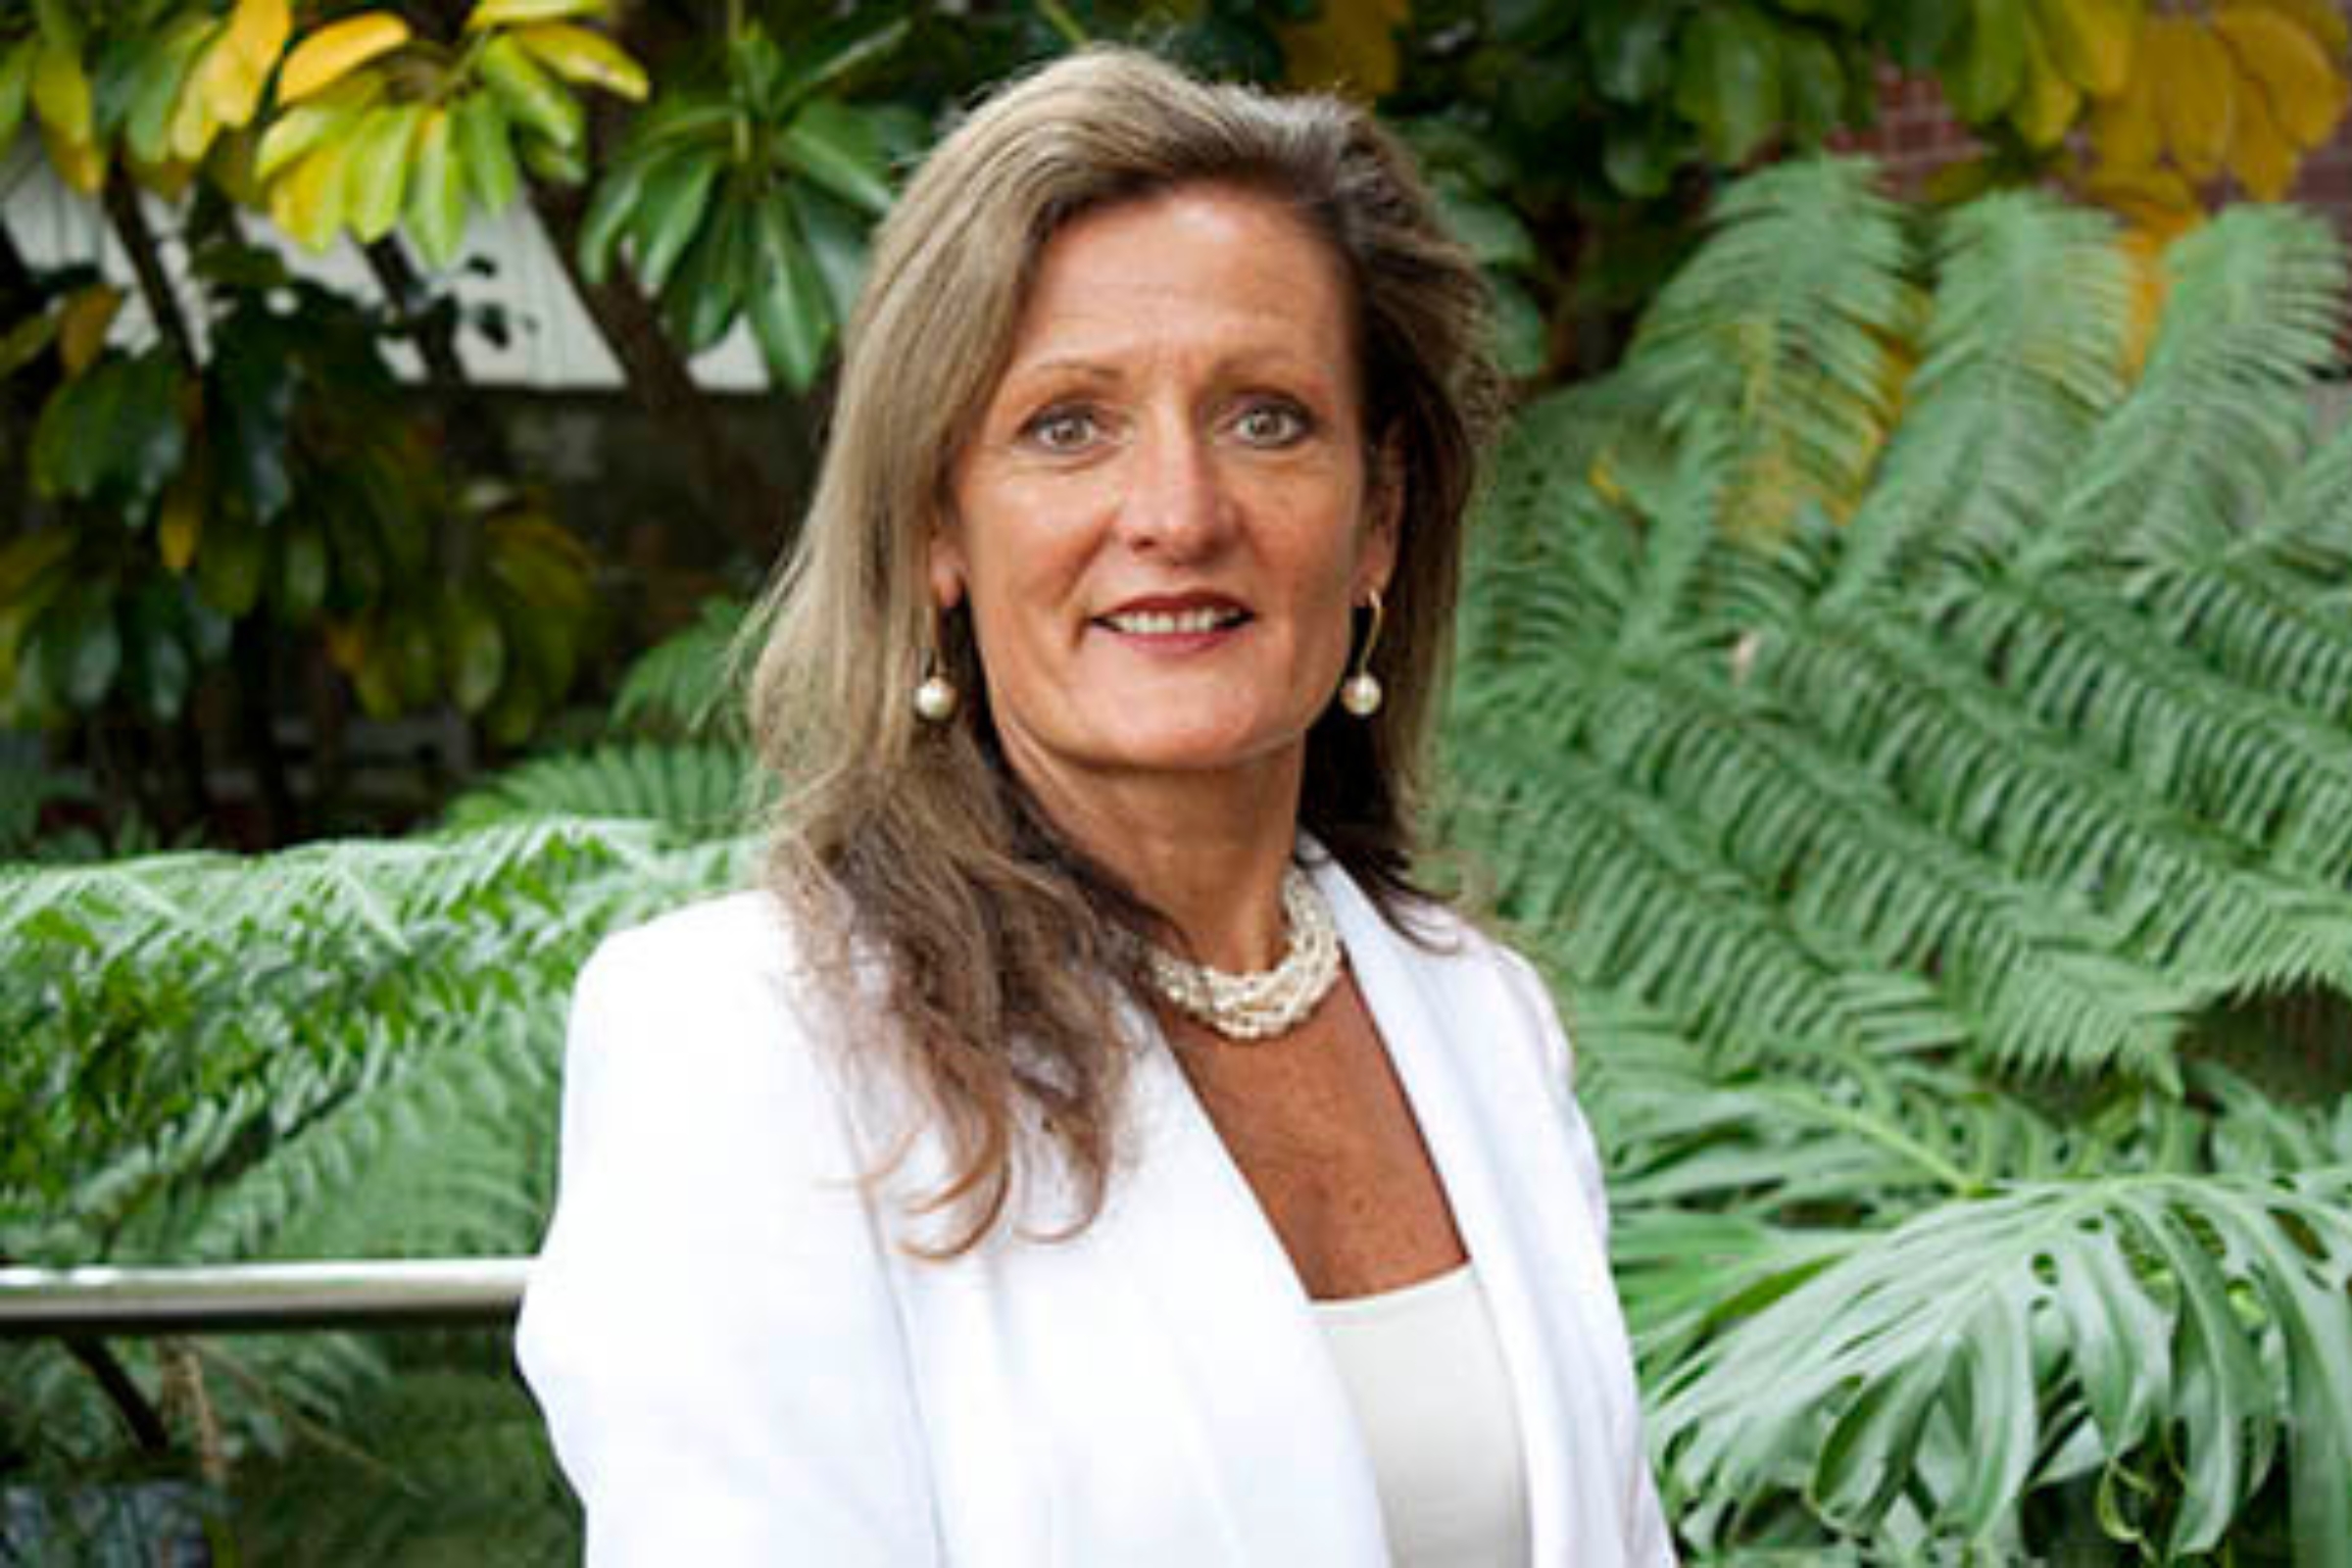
[1234,402,1308,448]
[1023,408,1102,454]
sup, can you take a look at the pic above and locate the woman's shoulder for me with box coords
[582,887,803,986]
[568,888,853,1064]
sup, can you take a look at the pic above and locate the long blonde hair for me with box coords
[748,46,1499,1253]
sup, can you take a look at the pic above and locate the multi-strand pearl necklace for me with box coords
[1142,866,1343,1042]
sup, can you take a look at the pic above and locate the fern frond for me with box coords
[1830,191,2132,602]
[443,742,763,837]
[2037,206,2345,575]
[1754,609,2352,999]
[609,594,754,743]
[1944,568,2352,880]
[1629,157,1919,538]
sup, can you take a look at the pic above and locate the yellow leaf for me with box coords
[38,119,105,194]
[2087,66,2163,169]
[170,62,222,163]
[57,284,122,375]
[2013,11,2084,148]
[1278,0,1411,99]
[2031,0,2140,98]
[2214,6,2346,147]
[2147,17,2236,183]
[278,13,412,104]
[28,38,91,145]
[466,0,608,29]
[274,137,355,252]
[223,0,291,75]
[256,73,382,182]
[195,0,288,132]
[159,474,204,573]
[2224,62,2301,198]
[2223,0,2349,58]
[512,22,648,101]
[2082,162,2204,240]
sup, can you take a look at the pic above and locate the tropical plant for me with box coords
[1445,156,2352,1561]
[0,647,760,1559]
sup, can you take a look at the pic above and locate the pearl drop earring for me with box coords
[914,611,958,723]
[1341,588,1385,718]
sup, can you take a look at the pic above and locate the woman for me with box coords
[518,46,1672,1567]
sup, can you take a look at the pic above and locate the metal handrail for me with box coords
[0,1257,531,1337]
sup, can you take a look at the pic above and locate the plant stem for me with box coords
[64,1337,171,1453]
[100,172,198,376]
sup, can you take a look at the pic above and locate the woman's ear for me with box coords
[928,524,967,612]
[1360,437,1403,596]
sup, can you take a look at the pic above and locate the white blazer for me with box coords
[518,853,1675,1565]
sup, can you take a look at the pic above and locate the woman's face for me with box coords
[935,181,1396,808]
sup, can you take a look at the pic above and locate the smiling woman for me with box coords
[516,45,1674,1568]
[938,181,1395,803]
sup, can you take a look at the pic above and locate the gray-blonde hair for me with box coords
[748,45,1499,1253]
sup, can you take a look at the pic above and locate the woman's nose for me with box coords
[1114,422,1232,558]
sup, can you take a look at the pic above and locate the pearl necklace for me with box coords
[1143,866,1343,1042]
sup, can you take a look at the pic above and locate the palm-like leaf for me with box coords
[1649,1167,2352,1564]
[1445,157,2352,1560]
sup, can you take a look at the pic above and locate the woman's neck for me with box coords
[1010,747,1306,973]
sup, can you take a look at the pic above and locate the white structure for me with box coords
[1,130,774,392]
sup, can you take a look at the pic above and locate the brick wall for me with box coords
[1835,20,2352,230]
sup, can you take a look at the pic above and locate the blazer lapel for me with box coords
[1078,1001,1393,1565]
[1317,858,1648,1564]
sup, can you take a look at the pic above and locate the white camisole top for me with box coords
[1313,1264,1532,1567]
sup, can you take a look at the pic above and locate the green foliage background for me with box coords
[10,156,2352,1562]
[6,2,2352,1564]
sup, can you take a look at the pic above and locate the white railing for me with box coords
[0,1258,531,1337]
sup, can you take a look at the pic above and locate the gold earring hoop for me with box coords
[914,610,958,723]
[1340,588,1385,718]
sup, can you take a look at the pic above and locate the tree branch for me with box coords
[100,173,198,376]
[527,181,791,563]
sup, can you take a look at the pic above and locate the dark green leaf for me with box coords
[29,349,184,510]
[1435,180,1538,272]
[1603,115,1687,198]
[1778,23,1846,145]
[1940,0,2027,124]
[1874,0,1962,72]
[777,98,895,217]
[1768,0,1871,26]
[0,311,59,378]
[274,521,328,621]
[440,592,507,714]
[210,316,299,525]
[189,241,293,292]
[125,579,193,721]
[195,509,266,617]
[748,197,832,391]
[43,581,122,710]
[1589,0,1682,104]
[766,14,912,119]
[662,194,753,357]
[627,146,723,296]
[580,139,686,286]
[784,182,870,325]
[1672,5,1784,167]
